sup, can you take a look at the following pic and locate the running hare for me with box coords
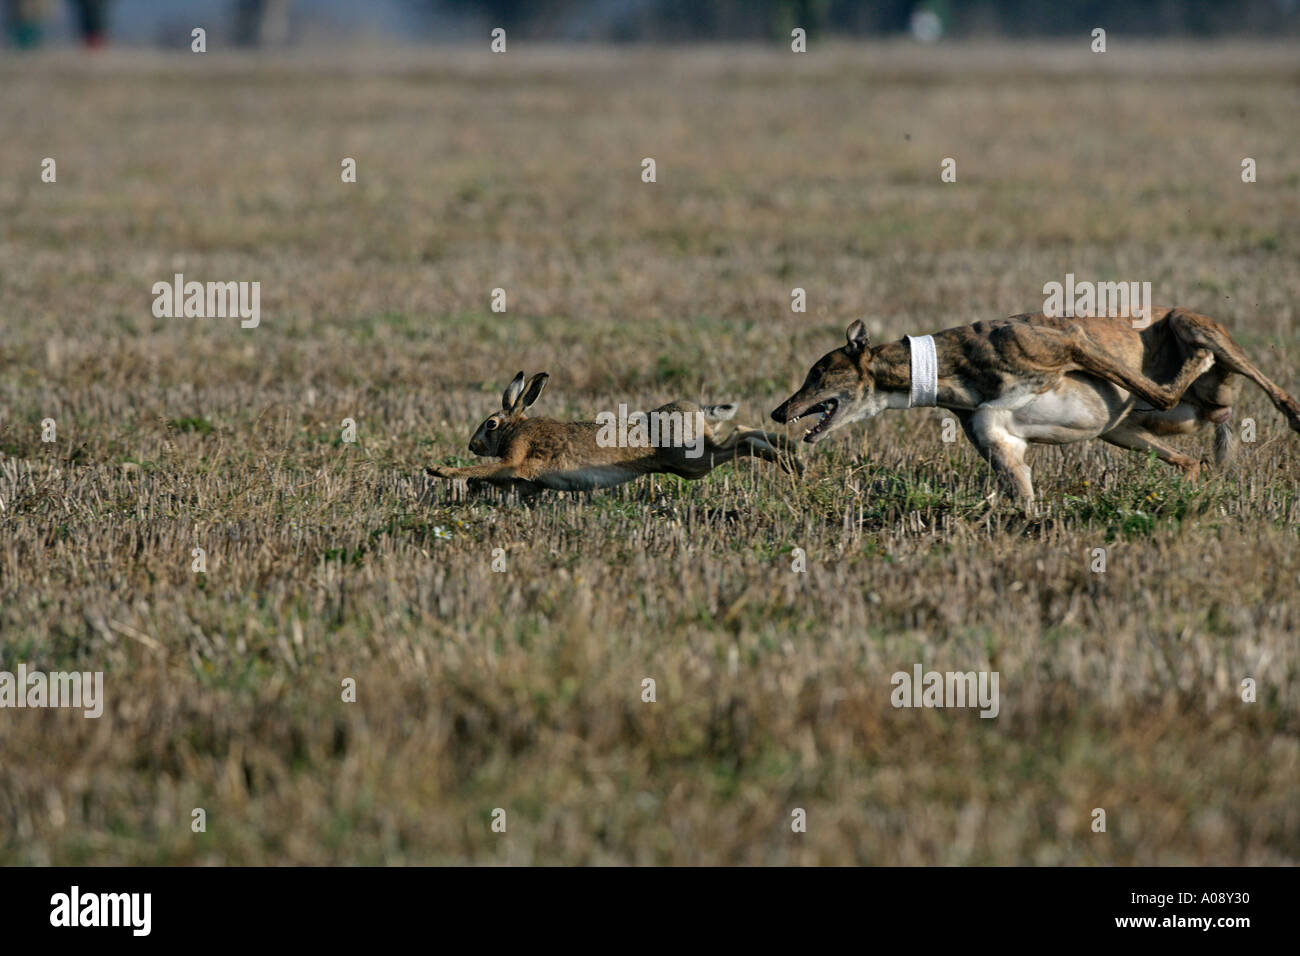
[427,371,801,496]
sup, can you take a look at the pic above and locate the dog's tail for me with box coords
[1214,421,1236,467]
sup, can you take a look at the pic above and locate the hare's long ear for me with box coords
[520,372,549,409]
[846,320,870,356]
[502,371,526,411]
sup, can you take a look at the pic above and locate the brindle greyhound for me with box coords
[772,308,1300,506]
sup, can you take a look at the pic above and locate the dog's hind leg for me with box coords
[1101,423,1202,481]
[1166,309,1300,434]
[1064,326,1214,411]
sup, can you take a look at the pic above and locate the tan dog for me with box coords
[772,308,1300,506]
[429,371,801,496]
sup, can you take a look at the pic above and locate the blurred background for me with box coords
[5,0,1300,49]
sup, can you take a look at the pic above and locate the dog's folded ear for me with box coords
[846,320,870,355]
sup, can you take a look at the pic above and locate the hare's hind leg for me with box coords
[648,401,799,478]
[729,428,804,475]
[684,401,802,475]
[699,403,738,423]
[698,428,803,476]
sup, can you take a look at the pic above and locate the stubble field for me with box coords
[0,42,1297,864]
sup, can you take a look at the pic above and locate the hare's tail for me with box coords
[700,402,739,422]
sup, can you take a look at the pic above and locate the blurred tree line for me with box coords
[428,0,1300,39]
[7,0,1297,49]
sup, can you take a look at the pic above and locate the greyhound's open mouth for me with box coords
[795,399,839,442]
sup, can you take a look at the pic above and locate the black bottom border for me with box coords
[0,865,1281,943]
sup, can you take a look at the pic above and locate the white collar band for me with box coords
[906,334,938,408]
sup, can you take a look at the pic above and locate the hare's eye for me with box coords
[486,420,498,430]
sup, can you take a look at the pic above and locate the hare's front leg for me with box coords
[427,462,523,485]
[426,460,512,481]
[426,463,543,496]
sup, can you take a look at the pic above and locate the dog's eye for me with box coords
[486,420,498,430]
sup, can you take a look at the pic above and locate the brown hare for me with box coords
[427,371,801,496]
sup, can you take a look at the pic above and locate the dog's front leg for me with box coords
[968,410,1036,508]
